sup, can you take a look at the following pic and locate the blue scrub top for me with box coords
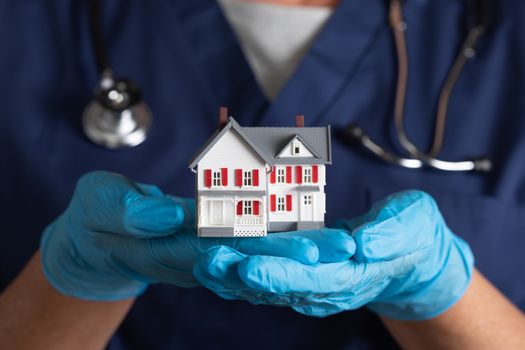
[2,0,525,349]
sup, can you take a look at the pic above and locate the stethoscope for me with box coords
[82,0,493,175]
[339,0,493,173]
[82,0,152,149]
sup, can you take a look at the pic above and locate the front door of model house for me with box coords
[208,200,234,226]
[300,194,314,222]
[209,200,223,225]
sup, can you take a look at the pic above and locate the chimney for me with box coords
[219,106,228,129]
[295,114,305,128]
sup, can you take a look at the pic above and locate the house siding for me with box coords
[267,164,326,228]
[196,129,268,237]
[197,130,267,192]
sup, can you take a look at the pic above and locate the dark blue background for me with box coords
[1,0,525,348]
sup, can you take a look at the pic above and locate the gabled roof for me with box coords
[188,117,332,169]
[188,117,273,169]
[241,124,332,165]
[275,134,322,159]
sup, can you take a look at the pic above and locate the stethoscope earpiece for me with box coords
[342,123,365,141]
[473,157,493,173]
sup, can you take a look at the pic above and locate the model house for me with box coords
[188,107,332,237]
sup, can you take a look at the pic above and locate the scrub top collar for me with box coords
[173,0,385,127]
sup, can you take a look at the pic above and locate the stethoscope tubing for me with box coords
[342,0,493,173]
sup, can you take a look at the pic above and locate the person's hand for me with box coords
[194,190,474,320]
[40,171,355,301]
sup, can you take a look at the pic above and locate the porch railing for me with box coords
[236,216,264,226]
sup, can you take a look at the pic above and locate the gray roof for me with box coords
[188,117,332,169]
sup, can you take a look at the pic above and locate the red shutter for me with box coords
[254,201,260,215]
[286,194,292,211]
[286,166,292,183]
[252,169,259,186]
[270,168,276,183]
[312,165,319,183]
[295,166,302,184]
[204,169,212,188]
[237,201,243,215]
[270,195,276,212]
[221,168,228,186]
[235,169,243,187]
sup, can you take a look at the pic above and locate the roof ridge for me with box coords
[188,117,274,169]
[241,126,328,129]
[189,117,332,168]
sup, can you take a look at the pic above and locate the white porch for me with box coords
[198,195,267,237]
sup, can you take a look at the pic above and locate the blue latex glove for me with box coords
[194,190,474,320]
[40,171,355,301]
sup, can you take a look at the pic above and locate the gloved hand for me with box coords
[40,171,355,301]
[194,190,474,320]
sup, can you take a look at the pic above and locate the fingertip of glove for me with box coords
[287,237,319,265]
[325,227,354,242]
[171,203,185,228]
[322,229,356,261]
[254,234,319,265]
[335,231,356,258]
[124,195,186,235]
[310,228,355,262]
[237,256,265,288]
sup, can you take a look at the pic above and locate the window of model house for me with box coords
[212,171,222,186]
[243,200,253,215]
[277,168,285,183]
[277,197,286,211]
[303,167,312,183]
[304,195,312,205]
[292,141,300,155]
[243,170,252,186]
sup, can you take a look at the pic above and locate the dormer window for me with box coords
[292,141,300,155]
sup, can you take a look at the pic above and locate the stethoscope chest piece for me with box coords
[82,75,152,149]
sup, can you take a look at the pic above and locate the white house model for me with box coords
[188,109,332,237]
